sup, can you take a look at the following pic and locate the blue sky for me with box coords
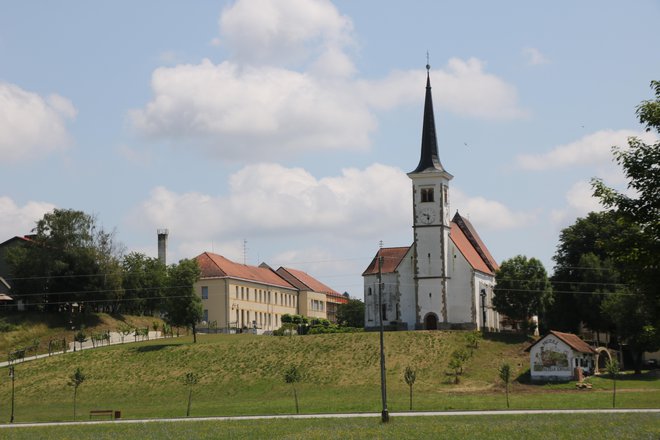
[1,0,658,296]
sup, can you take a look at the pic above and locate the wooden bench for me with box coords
[90,409,114,419]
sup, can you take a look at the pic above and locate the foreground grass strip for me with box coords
[1,413,659,440]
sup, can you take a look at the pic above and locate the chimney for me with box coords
[157,229,169,265]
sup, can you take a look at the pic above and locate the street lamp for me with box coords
[480,289,487,331]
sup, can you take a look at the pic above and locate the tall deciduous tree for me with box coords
[7,209,123,312]
[163,259,203,343]
[493,255,552,329]
[591,80,660,372]
[121,252,167,315]
[547,211,624,334]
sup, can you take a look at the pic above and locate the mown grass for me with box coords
[1,413,659,440]
[0,331,658,423]
[0,312,163,357]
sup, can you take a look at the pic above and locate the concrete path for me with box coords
[0,408,658,429]
[0,331,168,368]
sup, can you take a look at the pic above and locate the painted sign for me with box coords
[532,337,570,372]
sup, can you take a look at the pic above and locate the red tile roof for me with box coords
[452,212,499,273]
[526,330,597,354]
[362,247,410,276]
[450,223,494,274]
[195,252,295,290]
[276,267,346,303]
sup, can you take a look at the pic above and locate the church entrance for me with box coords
[424,313,438,330]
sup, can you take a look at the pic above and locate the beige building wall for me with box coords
[195,278,300,332]
[299,290,327,319]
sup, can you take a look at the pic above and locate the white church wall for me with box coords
[473,272,499,331]
[397,249,416,329]
[446,242,476,327]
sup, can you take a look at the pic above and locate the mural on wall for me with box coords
[533,337,570,372]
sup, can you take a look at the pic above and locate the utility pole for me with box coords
[377,254,389,423]
[9,365,15,423]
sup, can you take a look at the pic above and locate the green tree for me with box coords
[602,292,659,374]
[547,212,623,334]
[67,367,86,420]
[493,256,552,329]
[163,259,203,343]
[284,365,302,414]
[183,372,199,417]
[498,363,511,408]
[605,358,620,408]
[121,252,167,315]
[591,80,660,371]
[403,366,416,410]
[336,298,365,328]
[7,209,123,312]
[448,348,471,384]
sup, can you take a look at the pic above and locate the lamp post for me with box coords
[377,255,389,423]
[480,289,487,331]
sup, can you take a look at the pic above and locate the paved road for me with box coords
[1,408,658,429]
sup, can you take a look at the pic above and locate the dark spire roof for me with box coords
[410,66,447,174]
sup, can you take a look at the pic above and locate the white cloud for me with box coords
[0,197,56,239]
[452,188,536,231]
[130,60,377,158]
[361,58,527,120]
[130,163,410,242]
[0,82,76,163]
[565,180,604,214]
[219,0,354,72]
[550,180,605,226]
[130,163,530,251]
[523,47,549,65]
[516,129,657,170]
[131,57,524,159]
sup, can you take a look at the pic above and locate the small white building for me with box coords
[527,330,597,381]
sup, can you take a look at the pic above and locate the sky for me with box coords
[1,0,659,297]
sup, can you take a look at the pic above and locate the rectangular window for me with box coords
[381,304,387,321]
[201,286,208,299]
[235,286,238,298]
[203,309,208,322]
[421,187,434,203]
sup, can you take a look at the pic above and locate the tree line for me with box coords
[493,80,660,373]
[5,209,203,340]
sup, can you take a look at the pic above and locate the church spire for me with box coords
[410,63,447,174]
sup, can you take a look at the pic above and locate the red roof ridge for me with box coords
[362,246,411,276]
[525,330,597,354]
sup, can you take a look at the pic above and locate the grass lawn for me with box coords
[1,413,659,440]
[0,331,658,423]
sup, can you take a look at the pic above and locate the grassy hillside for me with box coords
[0,312,162,356]
[0,326,658,423]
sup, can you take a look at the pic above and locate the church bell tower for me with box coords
[407,64,453,328]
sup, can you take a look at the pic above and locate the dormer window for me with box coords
[421,187,434,203]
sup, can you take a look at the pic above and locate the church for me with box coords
[362,66,501,332]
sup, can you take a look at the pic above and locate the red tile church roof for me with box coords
[362,247,410,275]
